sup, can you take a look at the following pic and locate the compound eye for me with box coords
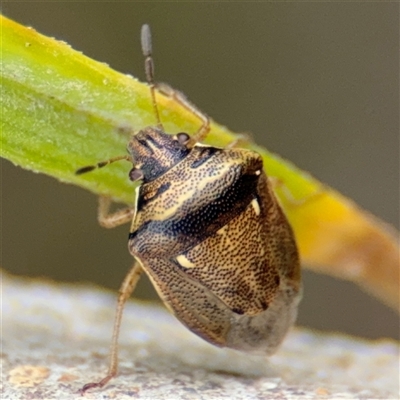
[176,132,190,145]
[129,168,144,182]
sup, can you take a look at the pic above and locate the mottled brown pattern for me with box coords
[141,257,233,346]
[128,131,301,353]
[129,145,262,256]
[183,207,273,313]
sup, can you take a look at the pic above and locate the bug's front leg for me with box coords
[97,196,135,229]
[80,260,143,394]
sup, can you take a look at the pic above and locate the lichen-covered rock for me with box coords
[3,272,399,399]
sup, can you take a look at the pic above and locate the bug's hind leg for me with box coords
[79,260,143,393]
[156,82,211,146]
[225,132,254,149]
[269,178,325,208]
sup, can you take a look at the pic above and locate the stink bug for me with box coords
[77,24,302,393]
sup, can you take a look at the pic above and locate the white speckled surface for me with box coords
[3,272,399,399]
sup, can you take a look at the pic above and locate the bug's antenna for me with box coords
[75,155,130,175]
[141,24,163,130]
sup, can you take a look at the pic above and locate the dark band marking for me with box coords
[130,170,259,245]
[165,172,258,237]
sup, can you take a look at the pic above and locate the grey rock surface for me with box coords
[2,272,399,399]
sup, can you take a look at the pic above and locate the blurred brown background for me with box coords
[2,3,399,340]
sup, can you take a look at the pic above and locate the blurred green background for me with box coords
[2,3,399,341]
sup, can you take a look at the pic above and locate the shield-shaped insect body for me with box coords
[78,24,302,393]
[127,127,301,354]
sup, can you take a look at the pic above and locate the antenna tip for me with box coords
[141,24,152,57]
[75,165,95,175]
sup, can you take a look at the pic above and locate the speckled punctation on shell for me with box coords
[128,128,301,354]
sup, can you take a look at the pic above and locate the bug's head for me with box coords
[127,127,190,182]
[75,25,196,184]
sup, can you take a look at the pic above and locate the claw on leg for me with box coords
[79,373,116,394]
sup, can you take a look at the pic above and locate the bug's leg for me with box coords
[225,133,253,149]
[269,177,324,208]
[80,260,143,393]
[98,196,135,229]
[156,82,211,146]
